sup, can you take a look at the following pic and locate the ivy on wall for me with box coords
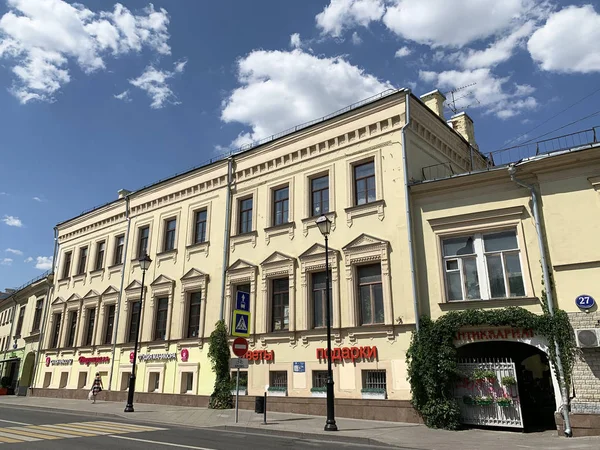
[208,320,233,409]
[406,306,576,430]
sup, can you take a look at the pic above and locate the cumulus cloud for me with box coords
[24,256,33,263]
[35,256,53,270]
[528,5,600,73]
[316,0,385,37]
[221,49,393,146]
[2,215,22,227]
[114,90,131,102]
[1,258,12,266]
[290,33,302,49]
[351,32,362,45]
[395,47,411,58]
[129,60,186,109]
[0,0,172,103]
[5,248,23,255]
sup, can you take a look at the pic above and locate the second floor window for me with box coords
[32,299,43,332]
[128,302,141,343]
[62,251,72,278]
[311,175,329,216]
[67,311,78,347]
[187,292,201,338]
[85,308,96,346]
[114,235,125,265]
[51,313,62,348]
[138,226,150,257]
[354,161,376,206]
[271,278,289,332]
[194,210,207,244]
[95,241,105,270]
[312,271,332,328]
[154,297,168,340]
[273,186,289,226]
[15,306,25,337]
[164,219,177,251]
[77,247,88,275]
[358,264,384,325]
[239,198,253,234]
[104,305,116,345]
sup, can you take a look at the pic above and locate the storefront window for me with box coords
[362,369,386,391]
[312,370,328,388]
[269,371,287,389]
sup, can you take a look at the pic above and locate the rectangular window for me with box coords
[15,306,25,337]
[114,235,125,265]
[128,302,141,343]
[32,299,43,332]
[138,226,150,257]
[311,175,329,216]
[442,230,525,301]
[67,311,78,347]
[354,161,376,206]
[85,308,96,346]
[187,292,201,338]
[104,305,115,345]
[231,371,248,389]
[62,251,72,278]
[95,241,105,270]
[362,370,387,391]
[51,313,62,349]
[271,278,289,332]
[194,210,207,244]
[312,271,332,328]
[272,186,289,226]
[312,370,328,389]
[77,247,88,275]
[185,372,194,392]
[238,197,253,234]
[358,264,384,325]
[269,371,288,389]
[164,219,177,251]
[154,297,168,341]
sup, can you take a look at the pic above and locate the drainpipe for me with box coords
[508,163,572,437]
[219,157,234,321]
[108,195,132,391]
[401,90,420,332]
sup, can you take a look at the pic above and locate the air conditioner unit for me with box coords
[575,328,600,348]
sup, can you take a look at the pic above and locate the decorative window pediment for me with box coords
[66,293,81,303]
[125,280,146,300]
[102,285,119,296]
[228,259,256,272]
[51,296,65,306]
[261,251,294,268]
[181,268,208,292]
[83,289,100,299]
[343,233,389,266]
[101,285,119,304]
[150,274,175,298]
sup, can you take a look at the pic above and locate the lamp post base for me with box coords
[124,374,137,413]
[324,421,338,432]
[124,404,134,413]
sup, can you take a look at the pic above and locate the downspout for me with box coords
[508,163,572,437]
[219,157,234,321]
[108,194,132,391]
[401,90,420,332]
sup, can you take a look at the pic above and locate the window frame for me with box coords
[104,304,116,345]
[163,218,177,252]
[238,197,253,234]
[66,311,78,347]
[114,235,125,266]
[62,251,72,279]
[357,263,385,326]
[32,299,43,333]
[311,271,332,329]
[269,370,288,389]
[271,278,290,332]
[85,307,96,346]
[187,291,202,339]
[128,301,141,343]
[194,209,208,244]
[310,175,329,217]
[272,185,290,226]
[15,305,25,337]
[51,313,62,349]
[77,246,88,275]
[362,369,387,391]
[312,370,328,389]
[154,297,169,341]
[353,160,376,206]
[138,226,150,258]
[95,241,105,271]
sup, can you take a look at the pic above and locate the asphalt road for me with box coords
[0,405,396,450]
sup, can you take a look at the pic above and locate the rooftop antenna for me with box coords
[445,83,480,114]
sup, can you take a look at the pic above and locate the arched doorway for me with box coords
[457,341,557,431]
[19,352,35,394]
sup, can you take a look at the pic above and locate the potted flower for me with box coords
[474,396,494,406]
[496,396,512,407]
[361,387,386,400]
[0,377,10,395]
[310,386,327,398]
[501,376,517,387]
[267,386,287,397]
[471,369,497,383]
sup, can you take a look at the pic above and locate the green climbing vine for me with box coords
[208,320,233,409]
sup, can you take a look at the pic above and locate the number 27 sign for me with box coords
[576,295,596,310]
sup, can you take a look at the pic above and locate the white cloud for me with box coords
[351,31,362,45]
[316,0,385,37]
[395,47,411,58]
[2,215,22,227]
[24,256,33,263]
[528,5,600,74]
[1,258,13,266]
[0,192,8,196]
[0,0,171,103]
[32,196,42,202]
[114,89,131,102]
[35,256,53,270]
[221,49,393,145]
[5,248,23,255]
[129,60,186,109]
[290,33,302,49]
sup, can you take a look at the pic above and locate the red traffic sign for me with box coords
[232,337,249,357]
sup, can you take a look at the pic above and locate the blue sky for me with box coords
[1,0,599,288]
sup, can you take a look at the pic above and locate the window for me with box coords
[51,313,62,348]
[15,306,25,337]
[272,186,289,226]
[67,311,78,347]
[154,297,168,341]
[184,372,194,392]
[271,278,289,332]
[358,264,384,325]
[128,302,141,343]
[231,371,248,389]
[104,305,115,345]
[238,198,253,234]
[163,219,177,252]
[312,370,328,389]
[187,292,201,338]
[312,271,332,328]
[62,251,72,278]
[114,235,125,265]
[442,230,525,301]
[354,161,376,206]
[77,246,88,275]
[194,210,207,244]
[138,226,150,257]
[95,241,105,270]
[85,308,96,346]
[311,175,329,216]
[269,371,287,389]
[32,299,43,332]
[362,370,387,391]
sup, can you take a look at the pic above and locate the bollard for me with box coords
[263,392,267,424]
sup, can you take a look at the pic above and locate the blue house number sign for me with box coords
[576,295,596,310]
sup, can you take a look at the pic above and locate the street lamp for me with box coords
[124,253,152,413]
[315,215,338,432]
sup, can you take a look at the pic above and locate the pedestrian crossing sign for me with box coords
[232,310,250,337]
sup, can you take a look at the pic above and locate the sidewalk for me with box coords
[1,395,598,449]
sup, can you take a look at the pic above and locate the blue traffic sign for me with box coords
[293,362,305,373]
[576,294,596,310]
[232,310,250,337]
[236,291,250,312]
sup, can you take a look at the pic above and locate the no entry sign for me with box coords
[232,337,249,357]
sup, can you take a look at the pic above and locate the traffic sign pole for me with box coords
[235,367,240,424]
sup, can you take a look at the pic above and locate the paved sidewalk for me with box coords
[0,395,598,449]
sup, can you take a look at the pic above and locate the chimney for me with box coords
[448,112,479,151]
[420,89,446,120]
[118,189,131,199]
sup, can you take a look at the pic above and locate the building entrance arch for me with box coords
[19,352,35,392]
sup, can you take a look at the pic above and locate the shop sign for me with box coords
[138,353,177,362]
[46,358,73,366]
[181,349,189,362]
[316,346,378,362]
[243,350,274,361]
[78,356,110,366]
[455,328,534,342]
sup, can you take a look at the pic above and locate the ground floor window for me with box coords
[362,370,386,391]
[120,372,130,391]
[59,372,68,389]
[269,371,287,389]
[78,372,87,389]
[230,370,248,389]
[180,372,193,393]
[312,370,328,388]
[148,372,160,392]
[43,372,51,388]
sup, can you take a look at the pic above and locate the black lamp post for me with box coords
[315,215,338,432]
[124,253,152,413]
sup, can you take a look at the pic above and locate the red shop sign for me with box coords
[79,356,110,366]
[316,346,378,362]
[243,350,274,362]
[455,328,534,342]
